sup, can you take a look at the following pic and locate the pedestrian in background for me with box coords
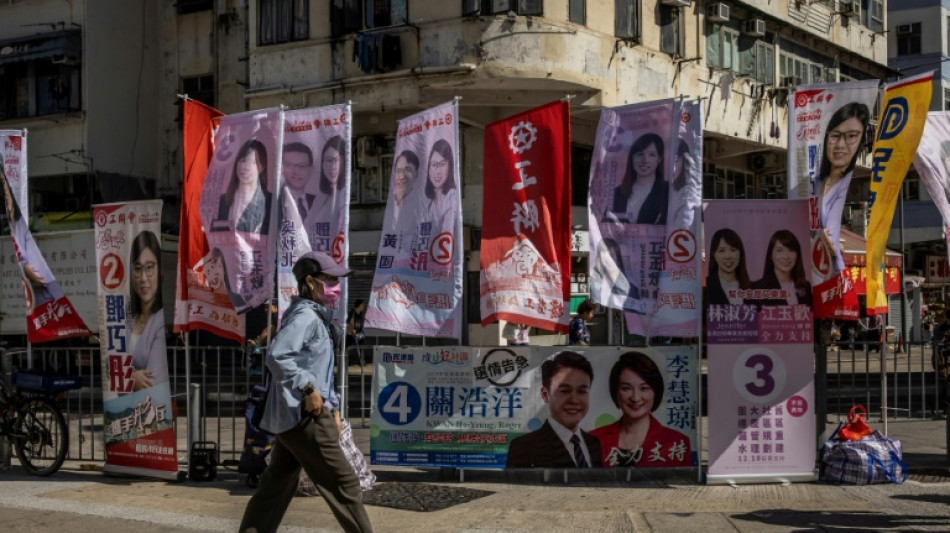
[569,299,596,346]
[239,251,373,533]
[346,299,367,364]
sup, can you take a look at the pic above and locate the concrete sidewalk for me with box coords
[0,417,948,532]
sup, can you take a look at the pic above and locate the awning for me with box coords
[0,30,81,66]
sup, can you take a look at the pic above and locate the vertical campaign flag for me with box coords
[867,72,933,315]
[787,80,878,320]
[366,101,463,338]
[912,112,950,264]
[704,200,815,483]
[95,200,179,479]
[277,104,351,324]
[0,130,92,342]
[588,99,678,336]
[199,108,284,314]
[173,99,246,341]
[624,101,703,337]
[480,101,571,333]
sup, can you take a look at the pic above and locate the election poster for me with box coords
[370,345,697,470]
[366,101,463,338]
[276,104,352,324]
[95,200,179,479]
[867,71,932,315]
[173,99,246,341]
[786,80,878,320]
[704,199,815,483]
[199,107,284,314]
[912,112,950,264]
[480,101,571,333]
[0,130,91,342]
[588,99,695,337]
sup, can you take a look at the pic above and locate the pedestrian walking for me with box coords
[569,299,596,346]
[239,251,373,533]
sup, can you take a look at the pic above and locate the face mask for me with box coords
[320,280,342,307]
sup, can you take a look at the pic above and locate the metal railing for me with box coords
[1,340,940,465]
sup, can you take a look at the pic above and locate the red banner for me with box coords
[172,100,245,341]
[479,101,571,332]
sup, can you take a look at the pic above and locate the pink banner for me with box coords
[1,130,92,342]
[704,200,815,483]
[276,104,351,324]
[366,101,463,338]
[199,108,284,314]
[479,101,571,333]
[95,200,178,479]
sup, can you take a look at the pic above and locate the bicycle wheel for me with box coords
[14,396,68,476]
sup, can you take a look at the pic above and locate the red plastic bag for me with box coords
[837,405,874,441]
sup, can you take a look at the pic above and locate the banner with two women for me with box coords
[0,130,91,342]
[704,200,815,483]
[94,200,178,479]
[174,100,246,342]
[366,101,463,339]
[369,345,697,469]
[479,100,572,333]
[276,104,352,324]
[588,99,702,338]
[786,80,879,320]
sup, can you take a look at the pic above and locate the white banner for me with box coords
[277,104,352,324]
[370,345,697,469]
[366,101,463,338]
[913,111,950,264]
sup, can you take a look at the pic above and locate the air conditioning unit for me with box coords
[840,0,860,17]
[896,24,913,36]
[823,66,839,82]
[748,153,773,171]
[706,2,730,23]
[660,0,692,6]
[742,18,766,37]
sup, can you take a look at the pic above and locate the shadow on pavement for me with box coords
[731,510,950,532]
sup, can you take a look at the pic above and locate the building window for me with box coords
[569,0,585,25]
[615,0,639,41]
[182,75,215,108]
[944,88,950,111]
[947,15,950,56]
[739,39,774,84]
[571,144,592,207]
[903,175,920,201]
[365,0,408,29]
[177,0,213,14]
[0,61,81,120]
[862,0,884,33]
[706,24,739,71]
[259,0,309,45]
[463,0,543,16]
[331,0,362,37]
[659,5,682,58]
[897,22,922,56]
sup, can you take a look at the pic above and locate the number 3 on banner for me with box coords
[732,348,787,404]
[378,381,421,425]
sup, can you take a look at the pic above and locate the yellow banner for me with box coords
[866,72,933,315]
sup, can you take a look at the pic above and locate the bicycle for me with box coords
[0,369,70,476]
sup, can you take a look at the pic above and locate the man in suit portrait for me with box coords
[282,142,316,221]
[506,350,603,468]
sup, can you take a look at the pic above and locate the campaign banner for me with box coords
[912,112,950,265]
[588,99,680,336]
[704,199,815,483]
[370,346,697,469]
[480,101,571,333]
[199,108,284,314]
[786,80,878,320]
[0,130,91,342]
[366,101,463,338]
[0,231,98,334]
[867,72,933,315]
[276,104,351,324]
[173,99,246,341]
[624,100,703,338]
[94,200,178,479]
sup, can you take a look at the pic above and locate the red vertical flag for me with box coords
[480,101,571,332]
[173,99,245,341]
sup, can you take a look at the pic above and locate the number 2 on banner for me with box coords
[732,348,787,404]
[99,253,124,290]
[378,381,421,425]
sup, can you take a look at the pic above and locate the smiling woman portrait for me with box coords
[705,228,751,307]
[128,230,169,391]
[750,229,812,307]
[591,351,691,467]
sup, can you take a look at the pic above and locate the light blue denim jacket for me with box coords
[260,296,338,434]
